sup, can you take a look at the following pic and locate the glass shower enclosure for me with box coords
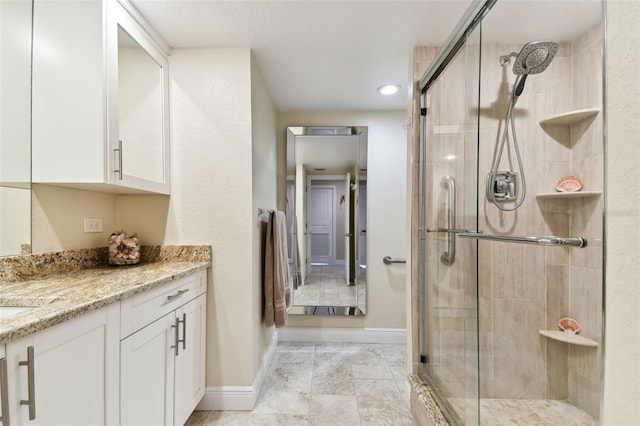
[417,1,604,424]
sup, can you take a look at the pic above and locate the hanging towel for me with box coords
[264,210,291,328]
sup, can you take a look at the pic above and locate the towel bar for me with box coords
[458,232,587,248]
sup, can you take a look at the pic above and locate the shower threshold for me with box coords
[448,398,597,425]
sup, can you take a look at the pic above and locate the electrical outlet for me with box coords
[84,217,103,233]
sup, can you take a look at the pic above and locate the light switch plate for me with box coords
[84,217,103,233]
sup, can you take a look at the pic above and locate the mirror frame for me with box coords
[286,126,368,316]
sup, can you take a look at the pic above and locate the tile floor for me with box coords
[186,342,412,425]
[293,264,357,307]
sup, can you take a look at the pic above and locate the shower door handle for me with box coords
[440,176,455,265]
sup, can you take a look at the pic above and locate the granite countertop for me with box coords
[0,245,211,344]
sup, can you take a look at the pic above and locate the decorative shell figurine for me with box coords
[109,230,141,266]
[558,317,580,334]
[555,176,583,192]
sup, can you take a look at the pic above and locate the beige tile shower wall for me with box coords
[478,25,603,412]
[478,41,565,400]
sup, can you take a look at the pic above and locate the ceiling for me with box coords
[130,0,603,112]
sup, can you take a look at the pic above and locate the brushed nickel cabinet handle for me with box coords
[171,317,180,356]
[167,289,189,302]
[18,346,35,420]
[180,313,187,351]
[171,313,186,356]
[114,139,123,180]
[0,357,9,425]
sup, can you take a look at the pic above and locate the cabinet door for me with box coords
[31,0,106,184]
[6,304,119,425]
[32,0,170,195]
[174,294,207,426]
[109,1,171,195]
[120,312,175,426]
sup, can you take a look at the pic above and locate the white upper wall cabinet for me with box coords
[32,0,171,195]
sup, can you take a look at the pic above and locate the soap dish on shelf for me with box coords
[555,176,583,192]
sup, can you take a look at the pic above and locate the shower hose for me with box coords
[489,74,527,212]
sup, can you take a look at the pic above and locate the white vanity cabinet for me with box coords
[3,304,120,425]
[120,270,207,426]
[32,0,171,194]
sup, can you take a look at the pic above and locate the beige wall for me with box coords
[32,184,118,253]
[277,110,408,330]
[602,1,640,423]
[250,54,278,383]
[118,48,268,388]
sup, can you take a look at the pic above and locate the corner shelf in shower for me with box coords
[536,191,602,199]
[538,330,599,347]
[539,108,600,125]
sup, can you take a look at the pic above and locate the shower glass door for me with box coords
[418,1,604,424]
[418,23,481,425]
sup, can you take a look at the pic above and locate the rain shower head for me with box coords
[512,40,559,75]
[499,40,559,97]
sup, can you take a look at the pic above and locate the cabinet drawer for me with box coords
[120,270,206,339]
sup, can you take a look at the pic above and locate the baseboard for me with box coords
[196,330,278,411]
[277,327,406,344]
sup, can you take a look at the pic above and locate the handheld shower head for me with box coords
[512,40,559,75]
[502,40,559,97]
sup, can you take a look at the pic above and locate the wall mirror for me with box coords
[286,126,368,316]
[0,0,33,256]
[117,25,165,184]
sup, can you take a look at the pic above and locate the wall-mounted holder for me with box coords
[487,171,518,202]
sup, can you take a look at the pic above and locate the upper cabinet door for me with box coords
[108,2,171,194]
[32,0,171,195]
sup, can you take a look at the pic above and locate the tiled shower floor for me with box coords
[186,342,411,425]
[449,397,598,425]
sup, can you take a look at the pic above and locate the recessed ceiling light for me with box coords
[377,84,401,96]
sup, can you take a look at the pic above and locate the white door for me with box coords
[309,185,334,264]
[344,174,351,284]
